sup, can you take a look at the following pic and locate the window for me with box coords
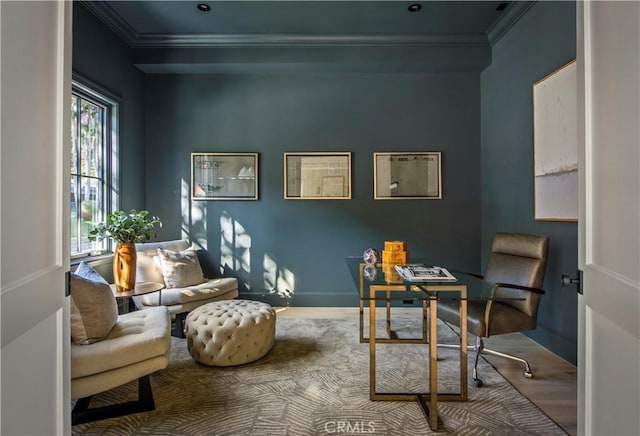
[70,75,119,257]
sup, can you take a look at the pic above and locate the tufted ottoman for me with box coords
[185,299,276,366]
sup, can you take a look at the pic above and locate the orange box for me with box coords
[384,241,407,252]
[381,263,396,273]
[382,250,408,264]
[384,269,403,283]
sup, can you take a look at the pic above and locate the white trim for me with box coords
[70,74,120,256]
[134,33,489,48]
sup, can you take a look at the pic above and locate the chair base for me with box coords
[481,346,533,378]
[171,312,188,338]
[72,375,155,425]
[438,336,534,386]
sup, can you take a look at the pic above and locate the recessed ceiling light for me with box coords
[197,3,211,12]
[408,4,422,13]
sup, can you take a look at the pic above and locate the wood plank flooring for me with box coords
[276,307,577,436]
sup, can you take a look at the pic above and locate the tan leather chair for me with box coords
[437,232,549,386]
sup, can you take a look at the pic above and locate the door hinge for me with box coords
[561,269,583,294]
[65,270,71,297]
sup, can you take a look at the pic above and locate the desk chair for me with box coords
[438,232,549,386]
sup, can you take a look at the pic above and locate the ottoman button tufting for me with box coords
[185,299,276,366]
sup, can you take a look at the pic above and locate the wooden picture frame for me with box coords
[284,152,351,199]
[191,152,258,200]
[374,152,442,199]
[533,60,578,221]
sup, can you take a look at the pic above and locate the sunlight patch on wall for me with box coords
[220,211,250,289]
[263,253,295,303]
[181,178,207,249]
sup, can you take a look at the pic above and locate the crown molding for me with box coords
[81,1,488,49]
[487,1,536,46]
[133,33,488,48]
[80,1,137,47]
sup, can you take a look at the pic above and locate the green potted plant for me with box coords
[89,209,162,291]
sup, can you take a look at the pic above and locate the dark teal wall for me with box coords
[73,0,578,362]
[144,73,482,305]
[72,3,146,210]
[481,1,577,364]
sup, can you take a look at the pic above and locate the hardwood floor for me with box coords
[480,331,577,435]
[276,306,577,436]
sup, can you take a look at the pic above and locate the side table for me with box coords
[110,282,164,313]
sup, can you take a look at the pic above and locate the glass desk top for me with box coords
[345,256,521,302]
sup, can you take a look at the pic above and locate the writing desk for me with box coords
[345,257,505,431]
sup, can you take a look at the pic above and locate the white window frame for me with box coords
[70,73,119,258]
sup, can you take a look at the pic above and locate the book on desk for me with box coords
[394,264,458,282]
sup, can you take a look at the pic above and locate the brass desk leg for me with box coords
[423,299,428,343]
[369,294,376,399]
[386,291,392,338]
[460,294,468,401]
[429,296,438,430]
[359,263,365,343]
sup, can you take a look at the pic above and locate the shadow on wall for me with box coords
[180,178,295,304]
[263,251,295,303]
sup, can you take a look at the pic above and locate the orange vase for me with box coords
[113,242,137,291]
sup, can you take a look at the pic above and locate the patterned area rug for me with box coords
[72,317,566,435]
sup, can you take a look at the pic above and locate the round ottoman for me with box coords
[185,299,276,366]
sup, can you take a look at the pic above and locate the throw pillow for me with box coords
[157,247,206,288]
[75,260,109,285]
[70,262,118,345]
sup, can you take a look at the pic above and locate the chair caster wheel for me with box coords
[472,378,483,387]
[524,371,533,379]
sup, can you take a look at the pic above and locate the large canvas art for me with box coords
[533,60,578,221]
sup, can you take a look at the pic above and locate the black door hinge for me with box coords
[65,270,71,297]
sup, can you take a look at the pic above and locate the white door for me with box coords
[1,1,72,435]
[577,2,640,435]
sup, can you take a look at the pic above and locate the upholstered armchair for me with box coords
[437,232,549,386]
[133,239,239,336]
[70,262,171,425]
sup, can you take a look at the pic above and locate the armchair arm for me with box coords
[482,282,545,336]
[494,282,546,295]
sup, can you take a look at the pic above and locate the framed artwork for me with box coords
[284,152,351,199]
[533,60,578,221]
[191,152,258,200]
[374,152,442,199]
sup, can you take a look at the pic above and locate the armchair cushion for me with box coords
[70,306,171,400]
[157,247,205,288]
[70,262,118,345]
[133,277,239,307]
[71,307,170,379]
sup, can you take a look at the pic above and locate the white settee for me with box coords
[132,239,239,336]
